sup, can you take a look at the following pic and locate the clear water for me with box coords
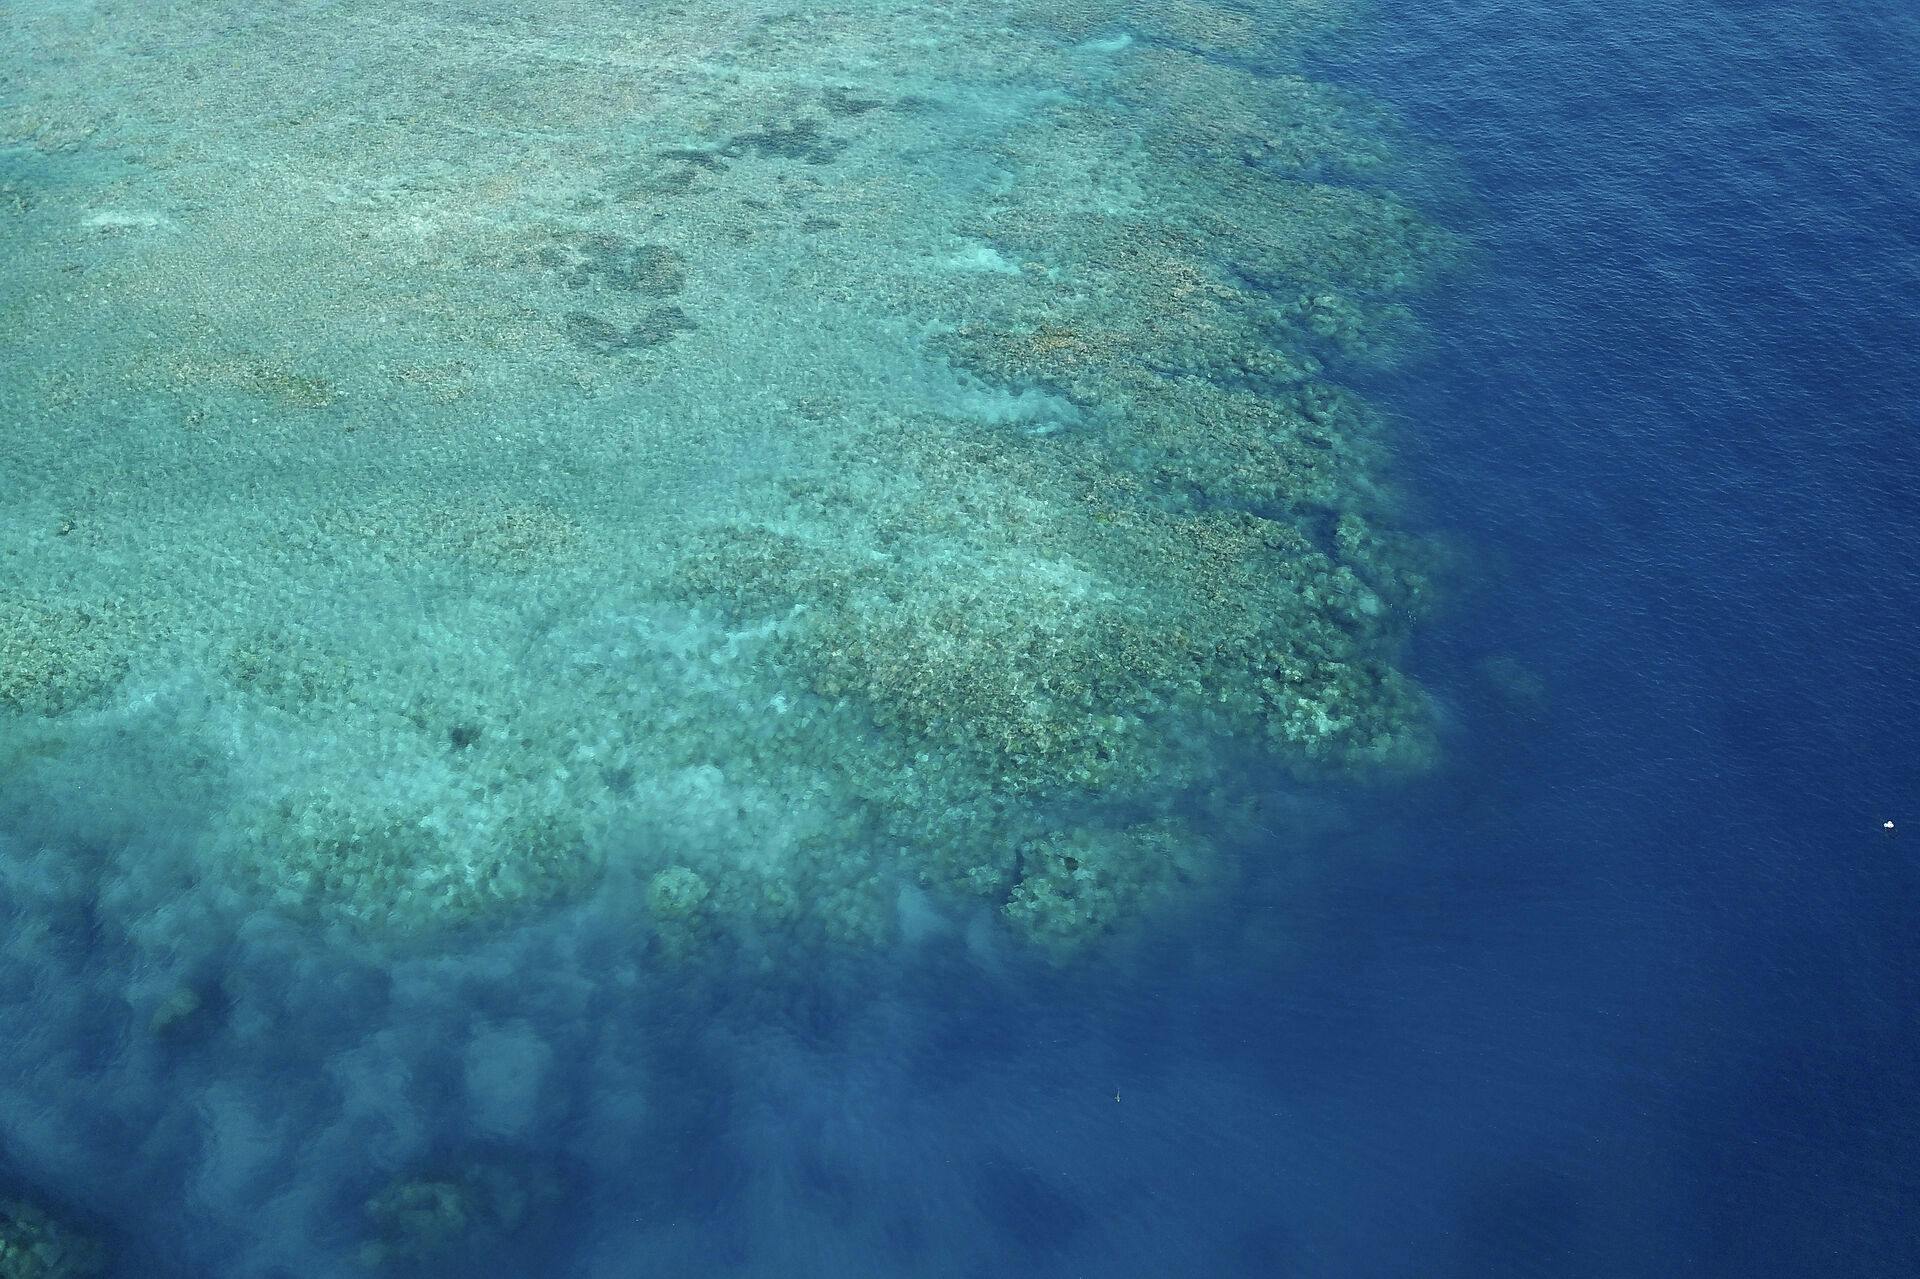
[2,0,1915,1274]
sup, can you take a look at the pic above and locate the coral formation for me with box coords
[0,1198,106,1279]
[648,866,711,920]
[0,0,1451,955]
[359,1159,556,1271]
[0,597,142,718]
[1003,820,1217,954]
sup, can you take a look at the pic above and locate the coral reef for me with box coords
[0,0,1451,955]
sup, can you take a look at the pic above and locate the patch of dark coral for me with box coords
[724,116,849,165]
[617,148,728,198]
[561,306,696,355]
[616,115,850,207]
[821,87,885,117]
[537,233,687,296]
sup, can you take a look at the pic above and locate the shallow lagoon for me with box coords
[3,0,1917,1274]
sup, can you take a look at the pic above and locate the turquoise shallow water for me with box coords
[4,0,1917,1273]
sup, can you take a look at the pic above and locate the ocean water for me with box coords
[2,0,1916,1275]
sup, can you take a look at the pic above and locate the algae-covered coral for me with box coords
[0,0,1449,957]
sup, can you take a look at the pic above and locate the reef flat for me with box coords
[1,0,1449,958]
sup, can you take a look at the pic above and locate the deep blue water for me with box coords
[1279,0,1920,1269]
[734,0,1920,1273]
[5,0,1917,1273]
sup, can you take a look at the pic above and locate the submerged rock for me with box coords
[0,1198,107,1279]
[359,1158,558,1271]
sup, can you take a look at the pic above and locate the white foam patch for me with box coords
[952,383,1084,431]
[938,241,1021,274]
[82,209,171,231]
